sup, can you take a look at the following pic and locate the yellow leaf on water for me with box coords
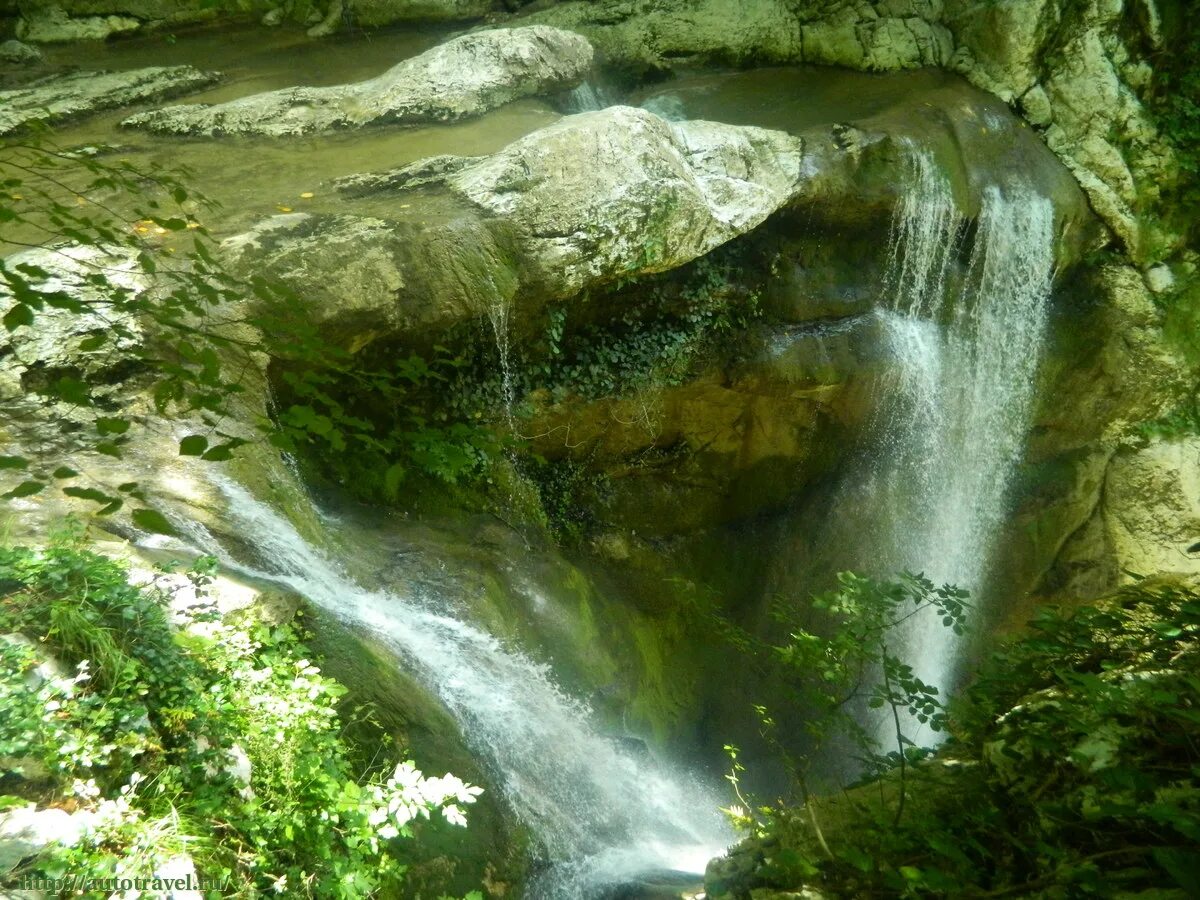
[300,192,314,199]
[277,205,293,212]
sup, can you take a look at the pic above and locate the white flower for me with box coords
[271,875,288,894]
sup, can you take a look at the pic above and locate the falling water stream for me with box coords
[863,147,1055,719]
[170,479,732,898]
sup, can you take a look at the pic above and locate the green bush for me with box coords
[711,578,1200,898]
[0,538,481,897]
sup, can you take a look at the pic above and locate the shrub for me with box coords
[0,537,480,897]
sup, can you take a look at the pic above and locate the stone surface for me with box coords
[0,40,42,65]
[519,0,1179,262]
[0,66,220,135]
[350,0,494,26]
[15,4,141,42]
[121,26,593,137]
[227,106,804,344]
[0,806,91,872]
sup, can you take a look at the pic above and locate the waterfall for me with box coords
[172,479,732,898]
[862,148,1054,721]
[563,81,612,113]
[485,296,516,426]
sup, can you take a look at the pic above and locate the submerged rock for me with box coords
[0,66,219,135]
[121,26,593,137]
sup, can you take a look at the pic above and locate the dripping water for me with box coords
[485,297,516,426]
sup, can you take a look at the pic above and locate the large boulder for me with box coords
[121,26,594,137]
[0,66,219,135]
[224,106,806,344]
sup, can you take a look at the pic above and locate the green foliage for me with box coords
[0,539,480,897]
[0,136,507,517]
[272,347,506,498]
[715,579,1200,898]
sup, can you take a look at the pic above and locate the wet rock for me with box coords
[228,106,802,345]
[122,26,593,137]
[350,0,495,27]
[0,40,42,66]
[0,66,220,135]
[15,5,140,43]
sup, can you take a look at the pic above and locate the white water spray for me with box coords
[865,148,1055,712]
[176,480,731,898]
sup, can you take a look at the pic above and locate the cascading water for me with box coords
[860,147,1055,726]
[173,479,732,898]
[485,297,517,426]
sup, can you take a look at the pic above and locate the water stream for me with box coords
[171,479,732,898]
[862,148,1055,718]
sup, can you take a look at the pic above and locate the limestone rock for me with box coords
[228,107,803,344]
[0,806,92,872]
[444,107,804,298]
[0,66,220,135]
[121,26,593,137]
[1104,438,1200,582]
[15,5,141,42]
[0,40,42,65]
[350,0,495,26]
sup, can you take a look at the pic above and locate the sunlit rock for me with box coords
[0,66,219,135]
[121,26,593,137]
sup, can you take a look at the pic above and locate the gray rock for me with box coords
[225,106,802,345]
[0,633,66,689]
[0,806,91,873]
[0,66,220,136]
[15,5,140,43]
[0,40,42,66]
[121,26,593,137]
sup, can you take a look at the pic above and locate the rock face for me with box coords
[0,66,220,135]
[522,0,1179,264]
[15,4,141,42]
[0,40,43,65]
[1032,437,1200,603]
[224,106,804,342]
[945,0,1177,262]
[122,26,594,137]
[0,806,92,872]
[526,0,952,71]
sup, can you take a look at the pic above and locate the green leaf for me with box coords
[179,435,208,456]
[200,443,236,461]
[3,480,44,498]
[95,442,122,458]
[0,456,28,470]
[95,417,131,435]
[3,303,33,331]
[52,466,79,479]
[77,334,108,351]
[131,508,177,536]
[51,377,91,405]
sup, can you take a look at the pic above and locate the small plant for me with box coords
[0,537,481,897]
